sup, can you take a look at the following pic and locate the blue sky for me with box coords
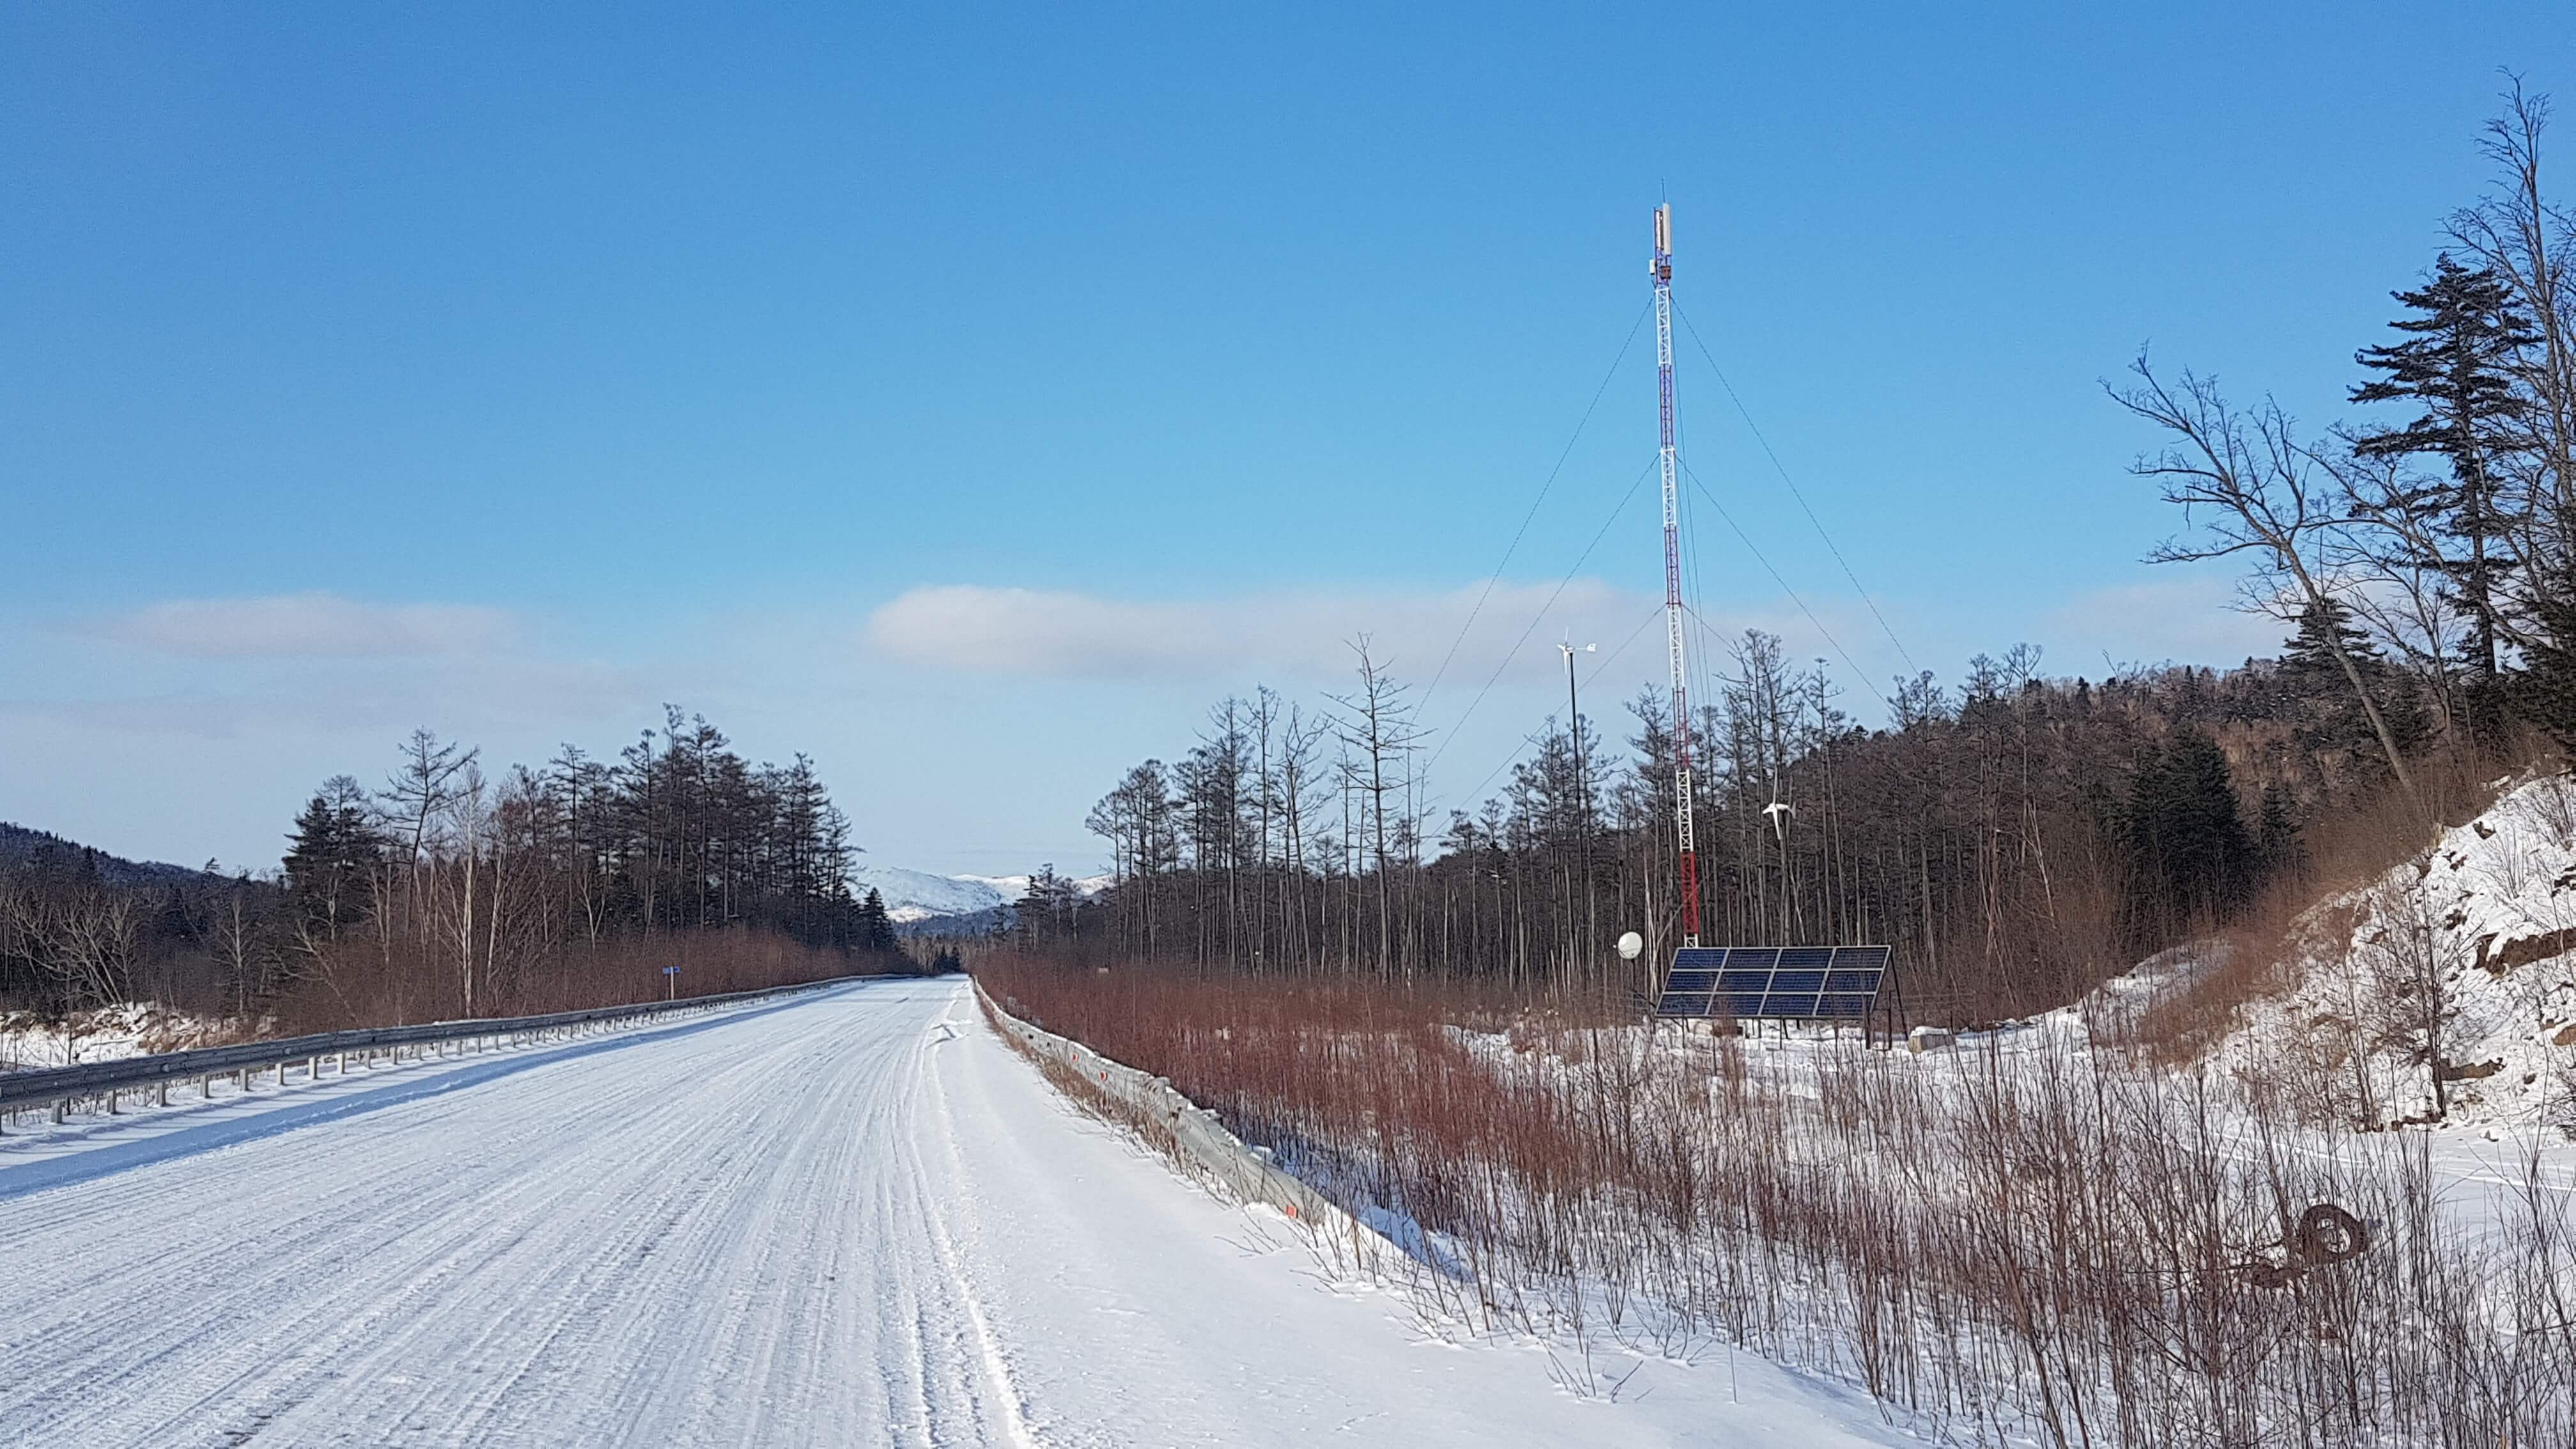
[2,3,2566,875]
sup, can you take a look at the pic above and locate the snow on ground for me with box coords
[0,977,1906,1447]
[0,1000,232,1071]
[2189,770,2576,1131]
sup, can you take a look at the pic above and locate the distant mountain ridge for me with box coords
[850,861,1112,926]
[0,823,217,889]
[0,822,1094,925]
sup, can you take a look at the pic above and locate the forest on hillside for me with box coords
[1016,85,2576,1020]
[0,708,909,1033]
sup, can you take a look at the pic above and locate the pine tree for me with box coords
[282,775,379,940]
[2521,553,2576,751]
[2280,598,2423,774]
[2115,730,2255,944]
[2255,781,2304,882]
[857,887,898,954]
[2351,255,2536,700]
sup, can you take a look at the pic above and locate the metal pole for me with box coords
[1652,203,1702,947]
[1560,639,1595,981]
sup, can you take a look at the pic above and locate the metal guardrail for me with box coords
[0,972,889,1126]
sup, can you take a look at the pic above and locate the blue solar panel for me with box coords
[1652,943,1895,1025]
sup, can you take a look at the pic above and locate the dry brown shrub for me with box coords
[976,950,2576,1446]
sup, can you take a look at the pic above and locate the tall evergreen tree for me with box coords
[2114,730,2256,945]
[857,887,898,954]
[2255,781,2304,882]
[2280,597,2425,774]
[282,774,380,941]
[2520,553,2576,751]
[2351,255,2537,701]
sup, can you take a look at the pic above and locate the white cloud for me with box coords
[864,579,1675,684]
[99,594,520,659]
[0,657,646,742]
[2044,572,2285,670]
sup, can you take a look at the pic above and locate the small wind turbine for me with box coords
[1761,799,1796,845]
[1761,799,1797,937]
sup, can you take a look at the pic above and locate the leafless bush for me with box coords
[0,882,142,1020]
[983,954,2576,1446]
[264,925,861,1034]
[2113,758,2508,1075]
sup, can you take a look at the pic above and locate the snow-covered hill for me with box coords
[850,863,1114,924]
[956,871,1116,903]
[2154,770,2576,1131]
[849,864,1009,923]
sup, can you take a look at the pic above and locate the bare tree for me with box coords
[1330,637,1428,981]
[2112,356,2423,807]
[2331,446,2476,752]
[2359,861,2469,1122]
[2447,79,2576,558]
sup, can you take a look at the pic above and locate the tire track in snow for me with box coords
[913,999,1041,1448]
[0,977,1915,1448]
[0,980,1006,1447]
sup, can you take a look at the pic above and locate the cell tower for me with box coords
[1652,203,1703,947]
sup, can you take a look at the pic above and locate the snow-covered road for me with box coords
[0,977,1899,1446]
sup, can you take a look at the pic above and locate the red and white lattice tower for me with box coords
[1652,203,1702,947]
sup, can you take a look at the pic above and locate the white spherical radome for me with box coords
[1616,931,1644,961]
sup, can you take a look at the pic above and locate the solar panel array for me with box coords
[1653,945,1892,1020]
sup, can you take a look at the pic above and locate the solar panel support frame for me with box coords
[1644,943,1908,1049]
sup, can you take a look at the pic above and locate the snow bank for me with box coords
[2175,772,2576,1131]
[0,1002,233,1073]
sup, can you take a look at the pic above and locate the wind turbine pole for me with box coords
[1652,203,1702,948]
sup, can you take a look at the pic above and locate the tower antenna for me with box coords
[1652,203,1702,947]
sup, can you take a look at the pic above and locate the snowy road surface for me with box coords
[0,978,1901,1446]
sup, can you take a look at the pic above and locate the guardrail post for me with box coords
[52,1098,65,1124]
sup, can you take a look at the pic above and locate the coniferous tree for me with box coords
[857,887,897,954]
[282,774,381,942]
[2521,554,2576,750]
[2351,254,2536,733]
[2255,781,2305,882]
[2281,597,2425,776]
